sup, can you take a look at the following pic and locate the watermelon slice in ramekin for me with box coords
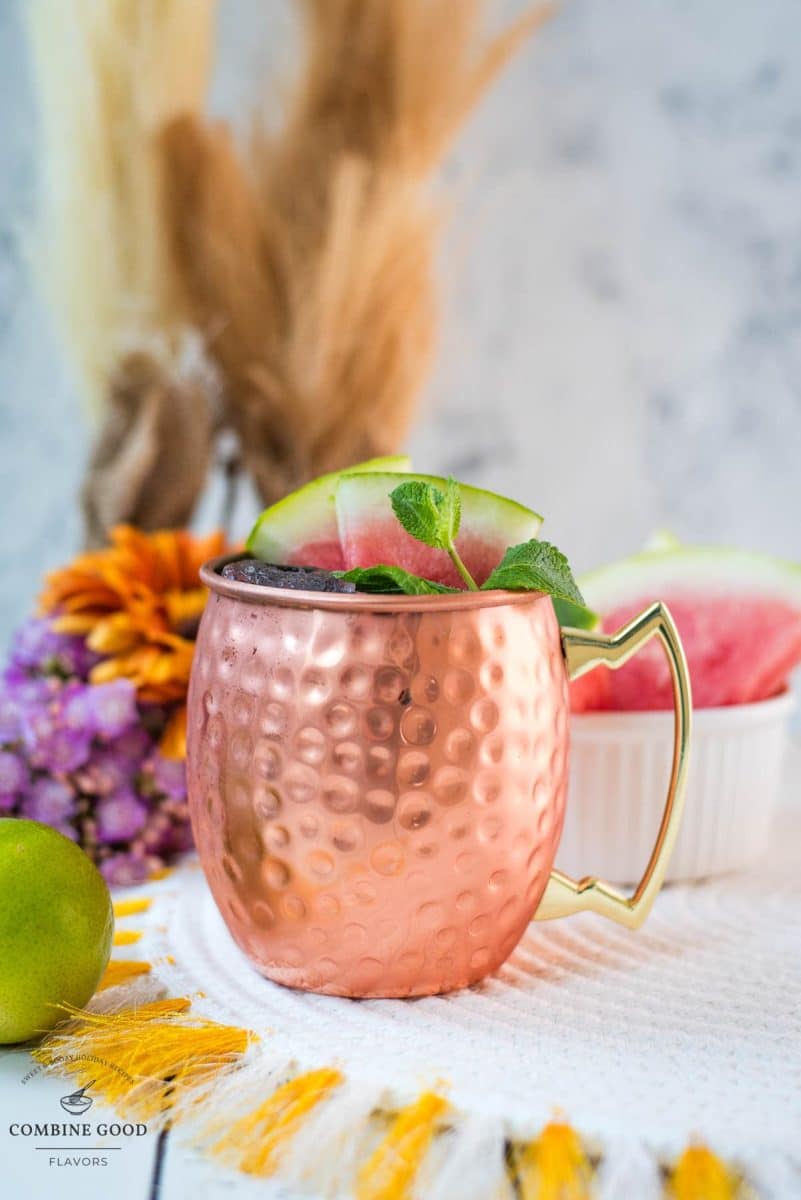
[561,543,799,882]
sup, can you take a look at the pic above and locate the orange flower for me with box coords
[40,526,226,755]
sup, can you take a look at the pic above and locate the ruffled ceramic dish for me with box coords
[557,690,794,883]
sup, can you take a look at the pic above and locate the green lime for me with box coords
[0,819,113,1043]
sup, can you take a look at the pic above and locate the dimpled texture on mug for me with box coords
[187,592,570,997]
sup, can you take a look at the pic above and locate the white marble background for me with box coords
[1,0,800,645]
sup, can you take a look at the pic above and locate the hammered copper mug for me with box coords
[187,556,692,998]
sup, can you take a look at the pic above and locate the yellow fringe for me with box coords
[356,1091,449,1200]
[667,1146,738,1200]
[32,997,253,1121]
[34,987,735,1200]
[516,1121,594,1200]
[98,959,152,991]
[210,1068,343,1177]
[113,897,152,918]
[113,929,142,946]
[149,864,175,881]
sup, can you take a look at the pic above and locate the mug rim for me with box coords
[200,554,553,614]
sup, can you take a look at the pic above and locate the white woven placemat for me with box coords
[136,809,800,1178]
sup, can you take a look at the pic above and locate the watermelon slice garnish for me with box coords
[246,456,411,570]
[336,472,543,588]
[571,545,801,711]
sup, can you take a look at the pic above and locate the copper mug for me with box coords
[187,556,691,998]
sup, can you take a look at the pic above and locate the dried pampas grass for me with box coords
[159,123,440,502]
[26,0,217,410]
[82,337,218,540]
[26,0,219,542]
[159,0,548,505]
[27,0,547,538]
[273,0,549,179]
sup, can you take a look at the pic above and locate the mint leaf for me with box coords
[389,477,478,590]
[444,476,461,542]
[482,539,587,607]
[390,480,452,550]
[337,565,459,596]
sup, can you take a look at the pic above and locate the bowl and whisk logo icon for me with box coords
[59,1084,94,1115]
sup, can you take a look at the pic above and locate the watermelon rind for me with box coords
[246,455,411,562]
[552,596,599,630]
[580,546,801,612]
[336,471,543,586]
[641,529,683,554]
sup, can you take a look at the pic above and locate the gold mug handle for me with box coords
[535,602,692,928]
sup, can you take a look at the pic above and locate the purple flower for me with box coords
[21,776,77,823]
[150,753,186,801]
[174,820,194,853]
[51,822,79,842]
[74,746,138,797]
[10,619,64,671]
[9,618,96,679]
[21,706,92,773]
[111,727,153,763]
[0,612,194,876]
[100,851,150,887]
[139,810,171,852]
[22,705,55,746]
[86,680,138,740]
[62,679,138,745]
[158,813,193,856]
[0,690,21,745]
[64,640,101,680]
[4,672,58,710]
[0,749,25,810]
[138,802,191,856]
[61,682,95,732]
[96,790,149,842]
[0,749,27,797]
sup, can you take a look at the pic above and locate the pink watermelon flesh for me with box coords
[285,540,346,571]
[570,594,801,711]
[340,524,508,588]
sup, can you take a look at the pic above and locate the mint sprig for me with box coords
[390,478,478,590]
[342,478,597,627]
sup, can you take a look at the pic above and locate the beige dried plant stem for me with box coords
[26,0,219,542]
[26,0,217,409]
[160,0,549,506]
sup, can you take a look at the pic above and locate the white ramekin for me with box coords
[556,691,795,884]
